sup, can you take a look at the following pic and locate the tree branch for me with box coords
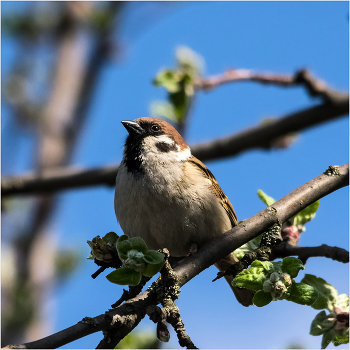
[196,68,348,104]
[5,163,348,349]
[191,97,348,162]
[175,164,349,286]
[2,98,348,197]
[270,242,349,264]
[1,164,118,197]
[196,69,295,90]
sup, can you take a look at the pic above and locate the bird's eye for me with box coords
[151,124,161,132]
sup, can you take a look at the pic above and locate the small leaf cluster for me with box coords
[303,275,349,349]
[233,257,349,348]
[151,46,204,123]
[233,257,320,307]
[87,231,119,264]
[106,235,165,286]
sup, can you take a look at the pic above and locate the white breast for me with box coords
[114,137,231,257]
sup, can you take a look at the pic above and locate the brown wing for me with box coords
[187,155,238,227]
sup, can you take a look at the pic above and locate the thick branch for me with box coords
[175,164,349,286]
[191,98,348,162]
[5,164,348,349]
[4,289,158,349]
[2,98,348,197]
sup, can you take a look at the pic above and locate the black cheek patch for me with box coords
[155,141,177,152]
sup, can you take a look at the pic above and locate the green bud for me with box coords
[123,249,146,272]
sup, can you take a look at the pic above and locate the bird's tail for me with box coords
[215,253,254,307]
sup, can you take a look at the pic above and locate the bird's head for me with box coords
[121,117,191,173]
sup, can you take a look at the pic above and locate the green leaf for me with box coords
[271,261,283,271]
[251,260,283,275]
[301,274,338,311]
[254,290,273,307]
[143,250,164,265]
[232,267,267,291]
[141,250,164,277]
[281,257,305,278]
[321,329,335,349]
[106,267,142,286]
[249,235,262,248]
[128,237,148,254]
[235,235,262,259]
[257,190,276,206]
[333,331,349,346]
[234,244,250,260]
[169,88,190,122]
[310,311,333,336]
[153,69,181,92]
[103,231,119,246]
[142,261,164,277]
[292,200,320,227]
[251,260,275,274]
[115,330,160,349]
[116,235,131,260]
[286,281,319,306]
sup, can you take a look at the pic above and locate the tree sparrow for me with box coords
[114,117,253,306]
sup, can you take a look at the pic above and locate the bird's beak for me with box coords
[121,120,145,135]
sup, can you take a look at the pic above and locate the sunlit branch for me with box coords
[196,68,348,105]
[5,164,348,349]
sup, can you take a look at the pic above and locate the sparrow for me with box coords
[114,117,253,306]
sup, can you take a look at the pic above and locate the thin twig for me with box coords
[111,276,151,308]
[270,242,349,264]
[91,266,107,279]
[196,68,348,105]
[196,69,295,90]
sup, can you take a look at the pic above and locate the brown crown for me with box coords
[134,117,189,151]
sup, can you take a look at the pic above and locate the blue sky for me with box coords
[2,1,349,349]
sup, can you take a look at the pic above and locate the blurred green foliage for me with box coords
[151,46,204,126]
[115,330,160,349]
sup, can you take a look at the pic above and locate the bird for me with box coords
[114,117,253,306]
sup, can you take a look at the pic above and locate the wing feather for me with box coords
[187,155,238,227]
